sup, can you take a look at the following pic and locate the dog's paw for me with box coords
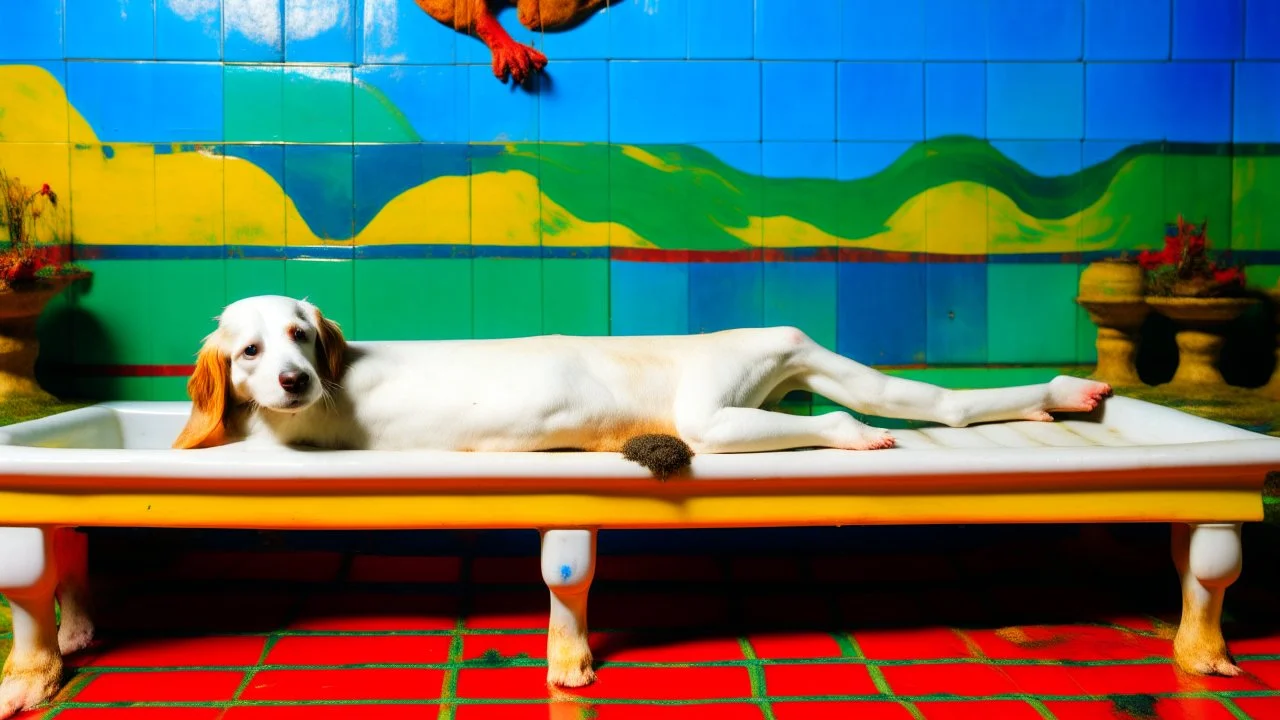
[0,656,63,719]
[846,428,895,451]
[1045,376,1112,415]
[57,616,95,656]
[547,662,596,688]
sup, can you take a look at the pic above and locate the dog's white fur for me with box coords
[174,295,1113,457]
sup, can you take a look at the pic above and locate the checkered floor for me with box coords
[6,524,1280,719]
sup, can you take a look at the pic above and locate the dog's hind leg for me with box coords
[677,406,894,453]
[53,529,93,656]
[786,336,1111,427]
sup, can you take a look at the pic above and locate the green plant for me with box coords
[1139,215,1245,298]
[0,169,85,288]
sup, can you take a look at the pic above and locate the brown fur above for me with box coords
[621,433,694,480]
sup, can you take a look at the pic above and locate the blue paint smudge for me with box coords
[101,145,115,160]
[560,564,572,581]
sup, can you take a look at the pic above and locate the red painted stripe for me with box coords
[53,364,194,377]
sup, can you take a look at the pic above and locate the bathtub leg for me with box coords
[540,529,596,688]
[1172,522,1243,676]
[0,528,63,719]
[53,528,93,656]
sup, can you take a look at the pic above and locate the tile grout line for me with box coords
[436,551,474,720]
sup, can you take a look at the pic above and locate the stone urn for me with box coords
[1145,296,1257,389]
[1076,259,1149,386]
[1262,285,1280,399]
[0,274,82,399]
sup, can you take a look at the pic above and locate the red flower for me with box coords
[1213,267,1245,286]
[39,183,50,196]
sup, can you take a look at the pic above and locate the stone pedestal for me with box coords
[1147,297,1256,390]
[1076,298,1149,386]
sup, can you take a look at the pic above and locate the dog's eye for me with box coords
[291,328,307,342]
[243,344,259,358]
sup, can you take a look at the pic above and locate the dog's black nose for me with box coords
[279,371,310,394]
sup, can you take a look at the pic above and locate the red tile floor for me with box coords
[6,522,1280,719]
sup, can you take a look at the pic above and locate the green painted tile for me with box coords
[987,264,1080,364]
[1083,143,1162,254]
[70,261,156,366]
[542,258,608,336]
[540,144,609,250]
[1247,264,1280,291]
[1165,147,1231,249]
[355,258,473,341]
[34,283,82,366]
[68,377,156,403]
[887,367,1069,389]
[224,65,283,143]
[1232,154,1280,251]
[153,376,190,402]
[285,259,355,333]
[473,258,541,339]
[226,259,286,301]
[147,260,226,364]
[284,66,353,144]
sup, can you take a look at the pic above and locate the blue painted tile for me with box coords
[157,0,221,60]
[686,62,760,142]
[1246,0,1280,59]
[990,141,1081,179]
[609,0,686,59]
[542,2,610,59]
[66,61,153,142]
[152,63,223,143]
[924,0,987,60]
[987,63,1083,140]
[225,0,284,61]
[987,0,1081,60]
[609,261,689,335]
[356,65,467,143]
[926,263,987,364]
[610,61,759,143]
[925,63,985,138]
[285,0,356,63]
[757,0,839,60]
[361,0,455,64]
[763,263,838,350]
[837,263,927,365]
[469,65,538,142]
[65,0,153,59]
[540,61,608,142]
[1085,64,1166,141]
[284,145,354,245]
[1165,63,1233,142]
[837,142,916,180]
[456,5,541,65]
[837,62,924,141]
[843,0,924,60]
[1084,0,1170,60]
[763,142,837,179]
[1235,62,1280,143]
[689,0,753,59]
[763,62,836,142]
[689,263,763,333]
[1173,0,1243,59]
[0,0,63,60]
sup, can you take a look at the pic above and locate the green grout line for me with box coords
[1025,697,1058,720]
[437,553,475,720]
[736,638,776,720]
[1218,696,1255,720]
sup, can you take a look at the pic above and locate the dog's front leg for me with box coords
[53,528,93,656]
[0,528,63,719]
[540,529,596,687]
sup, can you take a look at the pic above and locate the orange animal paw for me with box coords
[491,39,548,84]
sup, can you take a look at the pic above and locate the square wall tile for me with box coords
[225,144,287,255]
[362,0,455,63]
[987,263,1079,363]
[924,0,987,60]
[763,62,836,142]
[225,0,284,61]
[157,146,224,246]
[685,63,761,142]
[609,0,687,59]
[149,260,227,364]
[925,63,985,138]
[837,263,927,365]
[227,259,287,300]
[987,63,1083,140]
[67,61,153,143]
[610,61,759,143]
[1165,147,1232,247]
[837,142,923,245]
[153,63,224,143]
[543,259,609,336]
[1081,141,1162,254]
[284,145,354,247]
[1084,0,1170,60]
[843,0,924,60]
[0,0,63,60]
[540,61,608,142]
[1246,0,1280,59]
[284,66,353,143]
[1085,64,1167,141]
[4,62,68,142]
[472,146,539,247]
[1234,62,1280,143]
[1173,0,1243,59]
[356,65,466,143]
[541,143,608,250]
[285,0,356,63]
[757,0,839,60]
[987,0,1081,60]
[356,144,469,246]
[927,262,988,364]
[356,258,473,340]
[1164,63,1233,143]
[1232,151,1280,250]
[66,0,153,59]
[837,63,925,141]
[474,258,542,339]
[70,143,156,246]
[469,65,538,142]
[689,0,753,58]
[763,262,838,350]
[157,0,221,60]
[542,1,611,59]
[609,261,689,335]
[224,64,284,143]
[285,259,356,333]
[689,261,763,333]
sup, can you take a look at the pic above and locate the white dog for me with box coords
[175,295,1112,458]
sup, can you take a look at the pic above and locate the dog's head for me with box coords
[173,295,348,449]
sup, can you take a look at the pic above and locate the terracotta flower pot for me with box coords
[0,274,83,400]
[1146,296,1257,389]
[1077,260,1148,386]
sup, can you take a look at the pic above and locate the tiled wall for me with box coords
[1,0,1278,400]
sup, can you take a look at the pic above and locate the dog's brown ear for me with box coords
[174,344,230,449]
[311,306,348,384]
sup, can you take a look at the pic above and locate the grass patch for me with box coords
[0,396,92,427]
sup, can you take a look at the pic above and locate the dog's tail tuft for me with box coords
[621,433,694,480]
